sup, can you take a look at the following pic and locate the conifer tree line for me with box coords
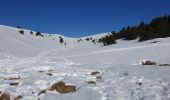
[99,15,170,46]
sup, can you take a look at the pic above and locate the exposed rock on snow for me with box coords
[4,75,20,80]
[9,82,19,86]
[142,60,157,65]
[50,81,76,94]
[0,93,10,100]
[87,81,96,85]
[90,71,100,75]
[1,25,170,100]
[159,64,170,66]
[14,95,22,100]
[96,76,102,80]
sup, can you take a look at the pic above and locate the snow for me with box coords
[1,25,170,100]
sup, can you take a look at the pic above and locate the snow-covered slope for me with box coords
[80,32,110,39]
[1,25,170,100]
[0,25,77,57]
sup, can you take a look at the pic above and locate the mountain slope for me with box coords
[0,25,77,57]
[0,25,170,100]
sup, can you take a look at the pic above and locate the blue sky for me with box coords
[0,0,170,37]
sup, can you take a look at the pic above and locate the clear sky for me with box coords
[0,0,170,37]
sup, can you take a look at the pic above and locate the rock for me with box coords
[46,73,53,76]
[65,85,76,93]
[38,89,47,96]
[48,69,53,72]
[14,95,22,100]
[50,81,65,93]
[4,76,20,80]
[0,93,10,100]
[136,79,143,86]
[124,73,129,76]
[142,60,157,65]
[39,71,44,73]
[50,81,76,94]
[138,83,142,85]
[159,64,170,66]
[10,82,19,86]
[87,81,96,85]
[96,76,102,80]
[151,41,158,43]
[91,71,100,75]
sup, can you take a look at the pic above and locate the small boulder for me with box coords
[38,89,47,96]
[48,69,53,72]
[65,85,76,93]
[39,71,44,73]
[0,93,10,100]
[50,81,76,94]
[96,76,102,80]
[14,95,22,100]
[46,73,53,76]
[91,71,100,75]
[87,81,96,85]
[136,79,143,86]
[124,73,129,76]
[50,81,65,93]
[4,76,20,80]
[10,82,19,86]
[159,64,170,66]
[142,60,157,65]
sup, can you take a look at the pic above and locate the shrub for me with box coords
[98,14,170,46]
[90,37,93,40]
[30,31,33,35]
[59,36,64,44]
[19,30,24,35]
[78,39,82,42]
[85,37,90,41]
[36,31,44,37]
[92,39,95,43]
[16,26,21,29]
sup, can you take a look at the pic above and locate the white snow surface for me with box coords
[1,25,170,100]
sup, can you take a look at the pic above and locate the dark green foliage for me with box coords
[19,30,24,34]
[17,26,21,29]
[139,15,170,41]
[59,36,64,44]
[118,26,139,40]
[92,39,95,43]
[99,14,170,45]
[78,39,82,42]
[90,37,93,40]
[85,37,90,41]
[98,32,117,46]
[36,31,44,37]
[30,31,33,35]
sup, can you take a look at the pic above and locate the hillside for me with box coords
[0,25,78,57]
[0,25,170,100]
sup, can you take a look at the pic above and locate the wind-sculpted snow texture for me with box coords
[0,25,170,100]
